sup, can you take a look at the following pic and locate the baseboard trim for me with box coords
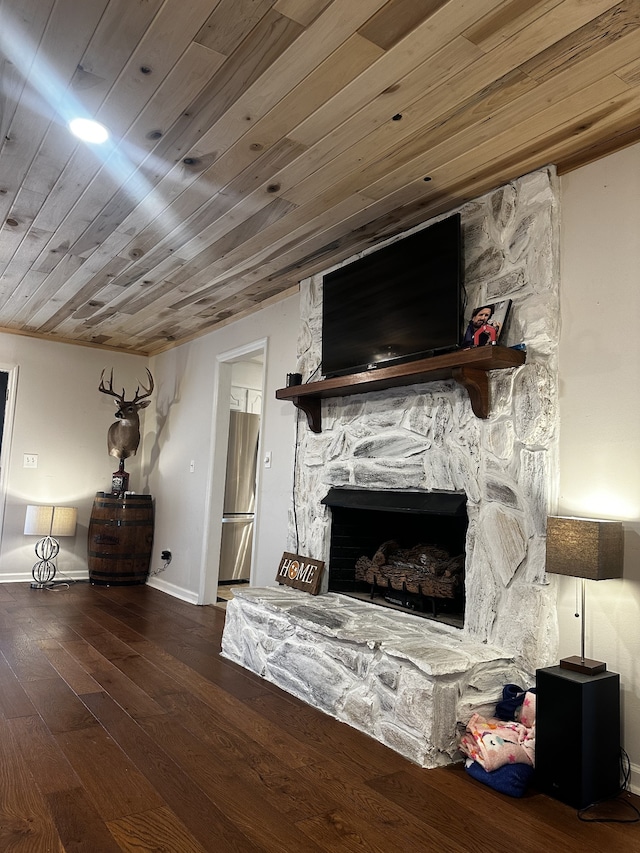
[0,571,199,606]
[146,575,199,604]
[0,570,90,584]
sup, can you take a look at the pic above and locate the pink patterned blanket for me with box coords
[459,713,535,772]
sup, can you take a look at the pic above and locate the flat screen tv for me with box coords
[321,213,464,378]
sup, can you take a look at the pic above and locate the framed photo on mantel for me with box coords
[462,299,512,348]
[276,552,324,595]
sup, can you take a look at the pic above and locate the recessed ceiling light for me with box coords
[68,118,109,144]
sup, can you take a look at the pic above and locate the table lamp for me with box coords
[24,505,78,589]
[545,515,623,675]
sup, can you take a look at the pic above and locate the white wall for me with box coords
[0,335,147,579]
[145,294,299,603]
[559,142,640,788]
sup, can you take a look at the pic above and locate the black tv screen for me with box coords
[321,213,463,378]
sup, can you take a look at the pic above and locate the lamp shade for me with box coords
[545,516,623,580]
[24,505,78,538]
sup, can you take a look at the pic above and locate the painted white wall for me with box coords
[231,361,263,390]
[145,294,299,603]
[559,142,640,788]
[0,334,148,580]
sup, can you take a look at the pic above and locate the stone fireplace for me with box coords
[222,167,561,767]
[322,487,467,624]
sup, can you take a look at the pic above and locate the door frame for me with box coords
[0,364,18,545]
[198,339,267,605]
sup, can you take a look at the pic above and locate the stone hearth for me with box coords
[221,586,532,767]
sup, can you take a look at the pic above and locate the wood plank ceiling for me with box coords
[0,0,639,355]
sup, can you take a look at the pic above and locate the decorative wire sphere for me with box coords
[31,535,59,587]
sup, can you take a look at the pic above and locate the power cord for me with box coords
[41,573,91,591]
[290,362,320,551]
[305,362,321,383]
[577,749,640,823]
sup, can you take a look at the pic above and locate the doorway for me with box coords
[0,365,18,544]
[199,340,266,607]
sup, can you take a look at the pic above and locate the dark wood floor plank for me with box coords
[38,641,103,694]
[54,724,165,822]
[9,609,54,641]
[86,665,169,719]
[79,628,141,664]
[46,786,124,853]
[244,691,412,779]
[0,629,59,682]
[373,764,640,851]
[97,598,207,635]
[295,805,468,853]
[115,634,335,770]
[83,690,269,853]
[493,774,640,851]
[107,805,211,853]
[293,754,487,852]
[137,713,326,852]
[0,582,638,853]
[59,635,120,672]
[21,676,98,734]
[161,691,342,821]
[367,767,567,853]
[105,650,189,700]
[125,626,275,702]
[8,714,83,796]
[29,604,102,643]
[0,652,36,719]
[0,718,65,852]
[48,606,113,642]
[0,583,16,602]
[163,688,315,773]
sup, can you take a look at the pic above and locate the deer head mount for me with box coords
[98,368,154,459]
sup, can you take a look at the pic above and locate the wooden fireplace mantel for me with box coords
[275,345,526,432]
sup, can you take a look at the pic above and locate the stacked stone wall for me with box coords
[291,167,561,673]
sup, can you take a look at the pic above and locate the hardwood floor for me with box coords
[0,581,638,853]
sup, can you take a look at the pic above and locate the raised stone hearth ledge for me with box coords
[221,586,532,768]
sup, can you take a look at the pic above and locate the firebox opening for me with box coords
[322,489,468,628]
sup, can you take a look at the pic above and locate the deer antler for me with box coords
[98,369,125,402]
[132,369,154,403]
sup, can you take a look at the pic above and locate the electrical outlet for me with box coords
[161,550,172,564]
[23,454,38,468]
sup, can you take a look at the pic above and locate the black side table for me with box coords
[536,665,620,809]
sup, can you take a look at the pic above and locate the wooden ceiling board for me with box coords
[273,0,333,28]
[186,0,392,162]
[1,0,640,354]
[462,0,566,52]
[360,76,634,206]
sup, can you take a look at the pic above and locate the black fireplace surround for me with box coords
[322,488,468,621]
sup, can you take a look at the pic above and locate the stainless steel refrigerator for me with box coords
[218,410,260,582]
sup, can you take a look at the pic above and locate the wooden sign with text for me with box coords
[276,552,324,595]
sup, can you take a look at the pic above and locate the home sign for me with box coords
[276,552,324,595]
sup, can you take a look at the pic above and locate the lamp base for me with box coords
[560,655,606,675]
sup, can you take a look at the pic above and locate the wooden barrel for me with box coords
[88,492,154,585]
